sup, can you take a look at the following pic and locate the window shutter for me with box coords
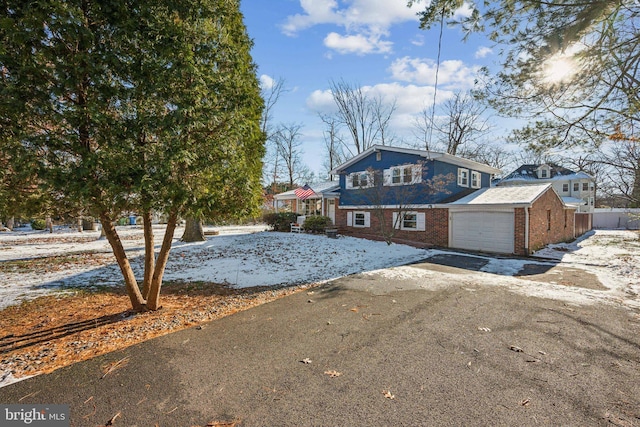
[347,211,353,226]
[364,212,370,227]
[383,169,391,186]
[345,174,353,189]
[416,213,426,231]
[412,165,422,184]
[392,212,400,229]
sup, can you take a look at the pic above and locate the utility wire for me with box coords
[428,6,446,152]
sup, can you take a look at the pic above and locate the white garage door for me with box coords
[450,211,515,254]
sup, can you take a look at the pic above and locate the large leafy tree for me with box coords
[0,0,264,311]
[409,0,639,148]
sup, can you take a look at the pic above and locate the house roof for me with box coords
[449,184,555,206]
[498,163,594,184]
[561,196,587,206]
[330,145,502,175]
[273,181,339,200]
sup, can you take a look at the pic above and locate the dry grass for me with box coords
[0,282,309,381]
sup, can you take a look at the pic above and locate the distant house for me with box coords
[273,181,340,224]
[326,145,578,255]
[496,164,596,213]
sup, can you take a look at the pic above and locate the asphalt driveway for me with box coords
[1,258,639,427]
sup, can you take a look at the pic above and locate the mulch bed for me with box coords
[0,282,311,382]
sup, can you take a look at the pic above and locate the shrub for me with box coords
[302,215,333,233]
[263,212,298,232]
[30,218,46,230]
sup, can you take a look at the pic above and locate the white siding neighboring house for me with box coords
[496,164,596,213]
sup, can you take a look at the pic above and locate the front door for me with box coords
[328,199,336,224]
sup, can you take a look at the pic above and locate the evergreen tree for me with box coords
[0,0,264,310]
[410,0,640,147]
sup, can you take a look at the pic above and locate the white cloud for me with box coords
[475,46,492,59]
[259,74,276,90]
[281,0,340,36]
[410,34,425,47]
[324,32,393,55]
[389,56,480,88]
[306,82,454,117]
[306,89,336,114]
[453,2,474,20]
[282,0,424,55]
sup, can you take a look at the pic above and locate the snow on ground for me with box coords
[362,229,640,309]
[0,224,429,310]
[1,226,639,311]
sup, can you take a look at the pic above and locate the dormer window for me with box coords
[537,165,550,179]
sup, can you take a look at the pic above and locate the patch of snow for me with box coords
[0,226,428,309]
[0,226,638,311]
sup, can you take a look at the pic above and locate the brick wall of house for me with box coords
[336,208,449,248]
[527,190,576,253]
[514,208,527,256]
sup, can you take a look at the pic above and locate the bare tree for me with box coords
[594,137,640,207]
[260,76,286,140]
[414,91,492,156]
[273,123,314,187]
[328,79,396,156]
[320,114,347,181]
[260,76,287,190]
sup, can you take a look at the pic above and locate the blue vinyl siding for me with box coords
[339,150,491,206]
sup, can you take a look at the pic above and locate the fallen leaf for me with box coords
[520,398,530,407]
[300,358,312,364]
[101,357,129,379]
[382,390,395,399]
[324,370,342,378]
[105,412,121,426]
[477,327,491,332]
[509,345,523,353]
[350,307,359,313]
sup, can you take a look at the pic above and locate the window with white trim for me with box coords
[471,171,481,189]
[457,168,469,187]
[562,183,569,193]
[582,182,588,191]
[384,164,422,186]
[393,212,426,231]
[347,211,370,228]
[346,171,373,189]
[402,213,417,229]
[573,183,579,192]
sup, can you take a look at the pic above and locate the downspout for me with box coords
[524,206,530,255]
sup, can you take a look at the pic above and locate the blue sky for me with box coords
[240,1,503,180]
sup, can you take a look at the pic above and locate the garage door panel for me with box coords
[451,211,514,254]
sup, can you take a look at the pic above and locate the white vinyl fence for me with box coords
[593,208,640,230]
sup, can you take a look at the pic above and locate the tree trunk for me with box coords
[45,217,53,233]
[99,213,146,311]
[77,217,83,232]
[181,217,206,242]
[141,210,155,299]
[7,217,14,230]
[146,211,179,310]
